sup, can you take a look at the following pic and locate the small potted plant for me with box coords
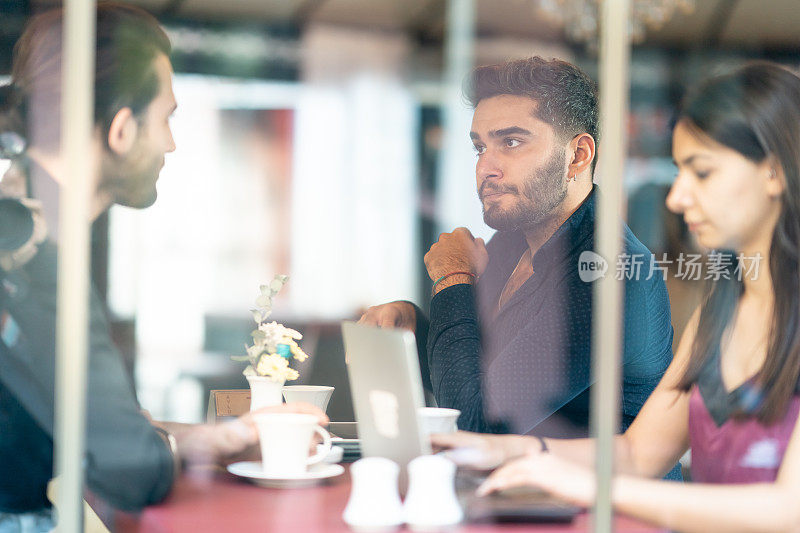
[231,275,309,411]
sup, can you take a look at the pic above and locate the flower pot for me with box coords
[247,375,285,411]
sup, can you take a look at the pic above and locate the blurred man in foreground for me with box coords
[0,4,324,528]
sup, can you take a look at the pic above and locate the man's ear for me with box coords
[107,107,138,156]
[567,133,596,177]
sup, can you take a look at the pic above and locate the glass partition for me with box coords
[2,0,798,530]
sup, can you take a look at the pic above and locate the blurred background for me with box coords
[2,0,798,424]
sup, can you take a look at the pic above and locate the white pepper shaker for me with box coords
[343,457,404,531]
[403,455,463,531]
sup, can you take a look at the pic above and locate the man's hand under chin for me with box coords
[424,227,489,294]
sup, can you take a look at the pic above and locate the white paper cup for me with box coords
[417,407,460,436]
[282,385,335,413]
[255,413,332,476]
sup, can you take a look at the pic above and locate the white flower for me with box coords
[255,353,299,381]
[257,321,304,352]
[234,277,309,381]
[283,327,303,340]
[286,339,309,362]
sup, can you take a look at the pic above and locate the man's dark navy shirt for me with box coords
[416,187,675,440]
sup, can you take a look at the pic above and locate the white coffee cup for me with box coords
[255,413,332,476]
[282,385,335,413]
[417,407,461,436]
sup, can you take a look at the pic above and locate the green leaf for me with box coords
[251,330,266,341]
[230,355,250,361]
[269,278,284,293]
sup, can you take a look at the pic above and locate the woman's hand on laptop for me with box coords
[477,452,595,506]
[431,431,545,470]
[358,300,416,331]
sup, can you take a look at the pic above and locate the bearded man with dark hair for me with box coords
[362,57,678,481]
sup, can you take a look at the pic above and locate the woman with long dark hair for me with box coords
[434,62,800,532]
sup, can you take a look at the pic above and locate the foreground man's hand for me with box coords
[425,228,488,293]
[358,300,417,331]
[477,453,595,507]
[172,402,328,467]
[431,431,544,470]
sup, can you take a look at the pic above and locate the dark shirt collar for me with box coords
[477,185,597,321]
[530,185,596,272]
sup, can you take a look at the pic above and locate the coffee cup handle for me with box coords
[306,426,332,465]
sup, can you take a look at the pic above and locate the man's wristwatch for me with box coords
[154,426,181,478]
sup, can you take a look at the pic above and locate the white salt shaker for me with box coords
[343,457,404,531]
[403,455,463,531]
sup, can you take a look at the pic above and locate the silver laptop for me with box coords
[341,321,431,470]
[342,322,580,522]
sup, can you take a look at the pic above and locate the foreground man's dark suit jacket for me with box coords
[0,241,173,514]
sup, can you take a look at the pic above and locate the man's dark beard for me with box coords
[480,148,567,232]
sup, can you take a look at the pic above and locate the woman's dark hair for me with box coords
[0,2,170,155]
[676,62,800,424]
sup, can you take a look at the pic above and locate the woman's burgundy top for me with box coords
[688,348,800,483]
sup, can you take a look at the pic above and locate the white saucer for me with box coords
[227,461,345,488]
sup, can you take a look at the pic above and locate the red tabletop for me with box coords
[116,466,665,533]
